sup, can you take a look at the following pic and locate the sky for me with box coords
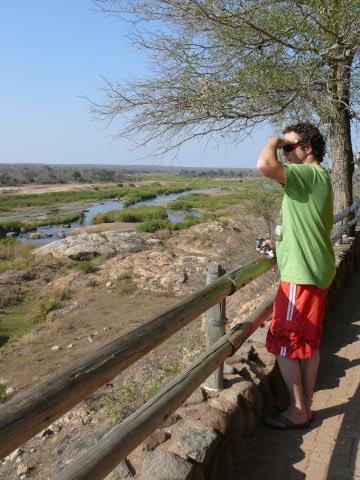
[0,2,291,168]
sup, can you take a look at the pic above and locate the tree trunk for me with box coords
[329,105,353,215]
[328,61,354,222]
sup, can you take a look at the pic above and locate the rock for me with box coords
[233,379,263,412]
[5,386,16,397]
[175,426,219,463]
[33,232,146,260]
[67,344,73,349]
[208,393,239,415]
[6,231,17,238]
[249,324,268,344]
[105,459,135,479]
[142,450,203,480]
[106,281,113,288]
[146,238,163,248]
[136,430,169,452]
[16,464,27,476]
[183,405,228,435]
[51,345,60,351]
[161,414,182,429]
[87,335,95,343]
[28,231,52,239]
[105,251,208,295]
[56,230,66,239]
[184,388,206,406]
[7,448,24,462]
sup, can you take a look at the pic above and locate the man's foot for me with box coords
[263,413,310,430]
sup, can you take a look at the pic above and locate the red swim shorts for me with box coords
[266,281,328,359]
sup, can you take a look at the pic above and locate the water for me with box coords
[12,188,218,245]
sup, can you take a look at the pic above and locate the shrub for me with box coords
[172,215,201,231]
[137,220,171,233]
[94,206,168,225]
[0,384,7,404]
[0,220,22,237]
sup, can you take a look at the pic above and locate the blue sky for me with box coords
[0,1,295,168]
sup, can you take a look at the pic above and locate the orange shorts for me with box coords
[266,281,328,359]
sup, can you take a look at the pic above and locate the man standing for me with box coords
[256,123,336,429]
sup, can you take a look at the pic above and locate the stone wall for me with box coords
[106,232,360,480]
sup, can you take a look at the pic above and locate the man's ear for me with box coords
[304,144,312,155]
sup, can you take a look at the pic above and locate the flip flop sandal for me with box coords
[276,406,316,424]
[263,413,310,430]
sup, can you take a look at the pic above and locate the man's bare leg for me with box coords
[300,349,320,421]
[276,355,308,424]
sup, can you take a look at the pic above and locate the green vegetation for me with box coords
[0,212,85,237]
[34,290,70,324]
[30,211,84,228]
[0,238,36,273]
[0,384,7,404]
[169,181,279,212]
[0,303,34,347]
[92,205,168,224]
[0,183,196,211]
[171,214,202,231]
[0,220,22,236]
[136,219,171,233]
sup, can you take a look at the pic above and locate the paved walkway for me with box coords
[236,269,360,480]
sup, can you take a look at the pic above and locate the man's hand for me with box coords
[256,238,276,257]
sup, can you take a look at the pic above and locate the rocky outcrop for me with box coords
[32,232,147,261]
[101,251,208,295]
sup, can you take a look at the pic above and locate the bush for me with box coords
[137,220,171,233]
[93,206,168,225]
[0,384,7,404]
[172,215,201,231]
[0,220,22,237]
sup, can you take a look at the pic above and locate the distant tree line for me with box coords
[180,168,259,178]
[0,164,258,186]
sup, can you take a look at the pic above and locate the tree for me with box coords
[93,0,360,214]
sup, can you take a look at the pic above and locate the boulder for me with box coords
[32,232,146,261]
[142,450,203,480]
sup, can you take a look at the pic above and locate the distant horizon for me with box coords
[0,162,257,171]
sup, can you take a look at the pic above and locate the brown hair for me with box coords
[283,123,326,162]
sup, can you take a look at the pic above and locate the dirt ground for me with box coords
[0,182,118,196]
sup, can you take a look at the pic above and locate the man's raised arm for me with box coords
[257,137,286,184]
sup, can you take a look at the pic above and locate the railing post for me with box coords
[204,262,226,391]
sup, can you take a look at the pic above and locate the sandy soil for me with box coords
[0,180,169,197]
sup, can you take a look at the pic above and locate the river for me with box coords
[12,188,219,245]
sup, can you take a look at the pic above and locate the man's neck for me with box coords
[304,155,321,166]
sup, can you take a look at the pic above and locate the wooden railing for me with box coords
[0,199,359,480]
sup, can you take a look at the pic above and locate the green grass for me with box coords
[92,206,168,224]
[0,303,34,347]
[0,384,7,403]
[0,212,85,237]
[168,180,281,212]
[0,239,36,273]
[136,219,172,233]
[0,183,197,211]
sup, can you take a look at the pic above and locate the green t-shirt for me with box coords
[276,163,336,289]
